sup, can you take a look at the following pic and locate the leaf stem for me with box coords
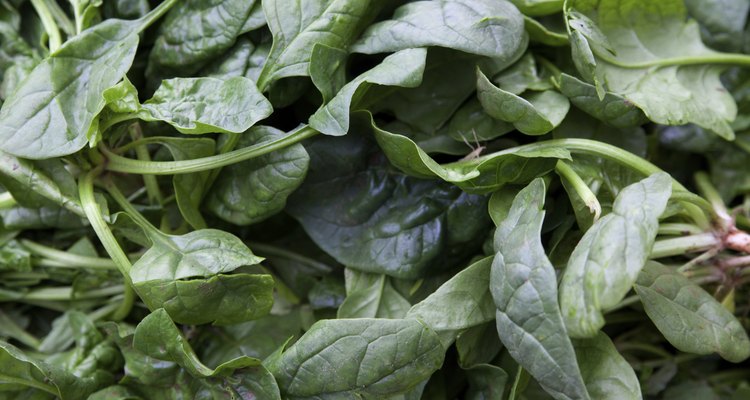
[650,233,720,259]
[129,124,163,205]
[137,0,179,30]
[110,284,135,321]
[555,160,601,220]
[16,285,124,301]
[658,223,704,236]
[30,0,62,52]
[694,171,730,226]
[0,192,16,209]
[0,374,58,396]
[103,180,162,237]
[104,125,319,175]
[597,51,750,69]
[248,241,333,273]
[79,168,133,283]
[21,240,118,270]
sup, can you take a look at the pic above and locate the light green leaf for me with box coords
[407,257,495,336]
[257,0,383,91]
[309,43,348,103]
[139,77,272,134]
[0,156,82,214]
[634,262,750,362]
[685,0,750,52]
[573,333,642,400]
[148,0,260,75]
[566,0,738,139]
[338,269,411,319]
[510,0,564,16]
[372,116,570,193]
[0,3,176,159]
[477,69,569,135]
[351,0,527,58]
[557,73,647,128]
[491,179,590,400]
[309,48,427,136]
[207,126,309,225]
[560,173,672,338]
[268,318,445,398]
[524,16,569,46]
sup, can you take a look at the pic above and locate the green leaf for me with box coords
[0,3,175,159]
[0,154,82,214]
[465,364,509,400]
[685,0,750,52]
[573,333,642,400]
[566,0,738,139]
[477,69,569,135]
[309,48,427,136]
[129,229,274,325]
[493,53,554,95]
[557,73,648,128]
[406,257,495,335]
[268,318,445,398]
[139,77,272,134]
[351,0,527,58]
[524,16,569,46]
[207,126,309,225]
[309,43,348,103]
[257,0,383,91]
[148,0,260,75]
[510,0,564,17]
[491,178,590,400]
[201,36,271,82]
[372,116,571,193]
[287,128,490,279]
[559,173,672,338]
[338,269,411,319]
[634,262,750,363]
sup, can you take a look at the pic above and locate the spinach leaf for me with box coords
[559,173,672,338]
[338,269,411,319]
[491,178,590,400]
[573,333,642,400]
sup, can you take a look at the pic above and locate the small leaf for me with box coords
[557,73,647,128]
[559,173,672,338]
[573,333,642,400]
[338,269,411,319]
[268,318,445,398]
[634,262,750,362]
[139,77,272,134]
[491,178,590,400]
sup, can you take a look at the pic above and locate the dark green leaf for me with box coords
[338,269,411,319]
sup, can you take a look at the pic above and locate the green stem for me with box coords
[45,0,74,36]
[104,125,319,175]
[129,125,163,205]
[0,374,58,396]
[658,223,703,236]
[30,0,62,52]
[99,113,138,133]
[79,169,133,284]
[21,240,118,270]
[248,241,333,273]
[555,160,601,220]
[110,284,135,321]
[89,301,122,321]
[137,0,179,30]
[17,285,124,301]
[617,342,673,358]
[694,171,730,222]
[103,180,161,235]
[0,191,16,209]
[651,233,720,259]
[596,51,750,69]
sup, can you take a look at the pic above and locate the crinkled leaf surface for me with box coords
[573,333,642,400]
[352,0,527,58]
[0,4,172,159]
[207,126,309,225]
[257,0,383,91]
[491,178,590,400]
[559,173,671,338]
[309,48,427,136]
[139,77,272,134]
[267,318,444,399]
[287,129,490,279]
[635,262,750,363]
[148,0,260,75]
[566,0,738,139]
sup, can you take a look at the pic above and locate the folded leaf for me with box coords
[573,333,642,400]
[635,262,750,363]
[560,173,672,338]
[491,178,590,400]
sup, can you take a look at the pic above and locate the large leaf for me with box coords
[0,155,82,214]
[0,2,176,159]
[267,318,444,398]
[148,0,260,75]
[207,126,309,225]
[573,333,642,400]
[559,173,672,338]
[406,257,495,335]
[634,262,750,363]
[257,0,383,91]
[129,228,274,325]
[352,0,527,58]
[566,0,738,139]
[309,48,427,136]
[139,77,272,134]
[371,117,571,193]
[287,129,490,279]
[491,178,589,400]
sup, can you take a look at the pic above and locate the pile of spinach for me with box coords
[1,0,750,398]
